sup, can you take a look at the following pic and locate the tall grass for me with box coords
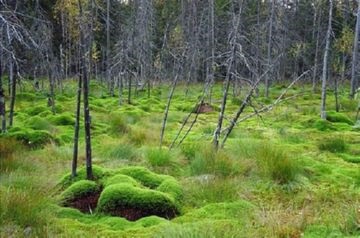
[255,144,301,185]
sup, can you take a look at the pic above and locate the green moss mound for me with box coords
[59,165,110,189]
[156,178,183,201]
[326,111,354,125]
[50,113,75,126]
[27,116,53,131]
[61,180,100,202]
[318,138,348,153]
[25,106,49,116]
[97,184,179,221]
[104,174,140,187]
[7,129,53,148]
[117,166,170,188]
[60,180,101,213]
[313,119,335,131]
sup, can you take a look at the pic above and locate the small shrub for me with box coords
[326,111,354,125]
[319,138,348,153]
[146,148,173,167]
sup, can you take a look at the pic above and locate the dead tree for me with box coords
[265,0,275,98]
[0,53,5,133]
[320,0,333,120]
[160,52,184,148]
[351,0,360,99]
[213,1,243,149]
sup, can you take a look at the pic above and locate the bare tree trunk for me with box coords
[320,0,333,119]
[160,56,183,148]
[47,56,56,115]
[9,58,16,127]
[312,7,321,92]
[351,0,360,99]
[213,1,242,149]
[72,70,82,178]
[265,0,275,98]
[78,0,93,180]
[0,55,5,133]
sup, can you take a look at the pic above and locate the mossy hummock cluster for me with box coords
[59,166,182,221]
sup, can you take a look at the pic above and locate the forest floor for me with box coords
[0,81,359,238]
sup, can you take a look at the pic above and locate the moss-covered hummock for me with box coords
[97,184,180,221]
[117,166,171,188]
[60,180,101,213]
[104,174,140,187]
[6,129,54,148]
[59,165,110,189]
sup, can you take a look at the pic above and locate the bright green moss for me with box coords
[8,129,53,148]
[302,225,344,238]
[25,106,48,116]
[326,111,354,125]
[177,201,255,222]
[318,138,348,153]
[117,166,169,188]
[60,180,100,202]
[50,113,75,126]
[104,174,140,187]
[59,165,110,189]
[313,119,336,131]
[97,184,179,219]
[27,116,52,131]
[156,178,183,201]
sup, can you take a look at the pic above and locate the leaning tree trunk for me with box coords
[78,0,93,180]
[320,0,333,120]
[351,0,360,99]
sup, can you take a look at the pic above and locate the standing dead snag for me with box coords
[0,53,5,133]
[320,0,333,120]
[213,2,243,149]
[351,0,360,99]
[160,52,184,148]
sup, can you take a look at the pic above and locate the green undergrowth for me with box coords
[1,82,360,237]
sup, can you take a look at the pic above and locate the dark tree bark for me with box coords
[72,70,82,178]
[78,0,93,180]
[9,58,16,127]
[0,55,5,133]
